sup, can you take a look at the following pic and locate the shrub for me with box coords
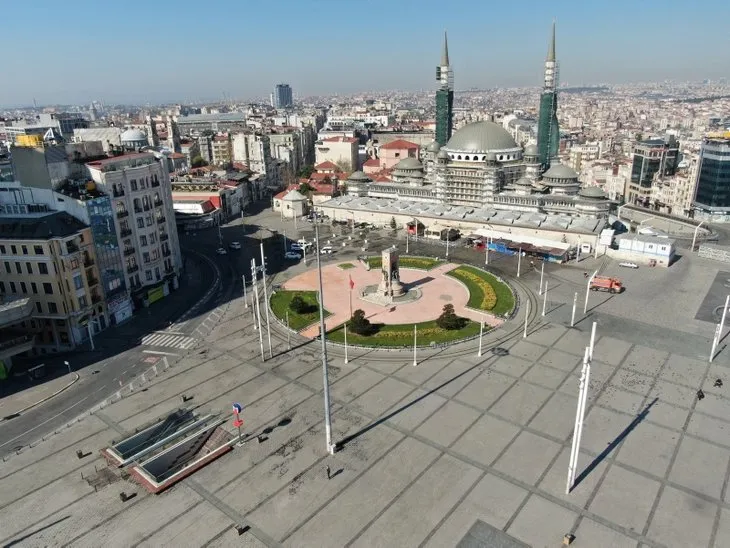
[349,309,373,335]
[436,304,467,330]
[390,216,397,229]
[289,295,309,314]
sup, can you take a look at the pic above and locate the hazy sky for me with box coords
[3,0,729,106]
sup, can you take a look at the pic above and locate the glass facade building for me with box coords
[274,84,293,109]
[694,138,730,213]
[627,137,679,206]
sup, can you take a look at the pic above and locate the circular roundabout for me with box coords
[270,255,516,348]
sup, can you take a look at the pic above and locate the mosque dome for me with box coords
[394,157,423,170]
[426,140,441,153]
[515,177,533,186]
[120,129,147,143]
[578,186,607,199]
[543,163,578,181]
[444,121,518,153]
[436,149,449,160]
[347,171,371,182]
[524,143,538,156]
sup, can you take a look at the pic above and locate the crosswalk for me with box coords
[141,332,198,350]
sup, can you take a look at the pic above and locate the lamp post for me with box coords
[477,319,484,357]
[539,262,545,295]
[584,269,599,314]
[542,281,548,317]
[485,237,489,266]
[691,220,706,252]
[523,299,530,339]
[412,324,417,366]
[517,247,522,278]
[286,310,291,350]
[344,323,349,364]
[242,274,248,308]
[251,258,265,361]
[260,242,273,358]
[87,320,95,351]
[445,228,450,260]
[314,221,334,455]
[571,292,578,327]
[406,230,409,254]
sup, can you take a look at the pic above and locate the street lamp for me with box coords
[64,360,71,374]
[692,220,706,252]
[584,269,599,314]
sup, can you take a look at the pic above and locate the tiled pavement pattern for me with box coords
[2,293,730,547]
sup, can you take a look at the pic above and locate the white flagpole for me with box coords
[523,299,530,338]
[478,319,484,357]
[567,346,590,493]
[539,262,545,295]
[412,324,417,366]
[589,321,597,361]
[542,281,548,317]
[344,323,349,364]
[571,292,578,327]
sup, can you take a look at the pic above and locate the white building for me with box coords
[86,153,183,305]
[614,234,675,267]
[315,136,359,172]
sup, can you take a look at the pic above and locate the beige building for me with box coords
[0,211,106,356]
[210,134,232,166]
[315,136,358,172]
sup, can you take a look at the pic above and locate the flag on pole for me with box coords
[349,275,355,290]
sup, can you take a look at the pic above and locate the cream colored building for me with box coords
[315,136,359,172]
[0,211,107,354]
[211,134,232,166]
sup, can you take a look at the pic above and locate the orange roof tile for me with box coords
[363,158,380,167]
[315,161,339,170]
[379,139,419,150]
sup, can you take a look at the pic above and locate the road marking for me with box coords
[142,350,180,356]
[155,330,186,336]
[141,333,198,350]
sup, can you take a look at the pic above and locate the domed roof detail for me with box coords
[394,157,423,170]
[436,149,449,160]
[426,140,441,153]
[543,163,578,180]
[524,143,538,156]
[515,177,532,186]
[347,170,371,182]
[444,121,518,153]
[485,151,498,162]
[578,186,607,199]
[121,129,147,142]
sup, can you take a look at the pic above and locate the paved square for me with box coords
[3,282,730,548]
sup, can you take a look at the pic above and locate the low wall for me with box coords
[698,244,730,264]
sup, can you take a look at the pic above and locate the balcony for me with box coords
[126,264,139,274]
[157,216,166,225]
[154,199,163,207]
[116,210,129,219]
[160,233,169,242]
[124,247,135,256]
[120,228,132,238]
[113,187,125,198]
[66,243,79,254]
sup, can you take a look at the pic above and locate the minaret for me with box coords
[537,21,560,169]
[435,31,454,147]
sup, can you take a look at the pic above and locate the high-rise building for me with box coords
[274,84,293,109]
[693,136,730,219]
[435,32,454,147]
[627,137,680,206]
[537,22,560,168]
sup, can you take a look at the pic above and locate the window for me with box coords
[140,235,147,247]
[11,245,17,254]
[31,282,37,294]
[145,270,153,281]
[146,215,153,226]
[34,245,43,254]
[48,302,58,314]
[137,217,145,229]
[130,179,137,191]
[143,252,150,264]
[4,262,9,274]
[73,274,83,290]
[39,263,48,274]
[10,281,16,292]
[78,296,87,308]
[26,262,32,274]
[0,281,4,293]
[36,302,42,313]
[70,257,79,270]
[21,245,28,255]
[149,233,156,244]
[43,282,53,294]
[20,282,27,294]
[151,249,160,260]
[15,263,21,274]
[0,245,5,254]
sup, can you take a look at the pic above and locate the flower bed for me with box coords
[365,256,442,271]
[270,290,330,330]
[327,319,482,348]
[446,265,515,316]
[338,263,355,270]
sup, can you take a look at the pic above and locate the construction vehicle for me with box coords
[590,276,623,294]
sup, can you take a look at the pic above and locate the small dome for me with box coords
[436,149,449,160]
[524,143,538,156]
[543,163,578,180]
[579,186,607,199]
[485,151,498,162]
[426,140,441,153]
[444,121,518,153]
[515,177,532,186]
[347,171,371,182]
[394,157,423,170]
[282,189,307,201]
[121,129,147,142]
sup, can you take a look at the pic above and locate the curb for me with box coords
[1,373,80,421]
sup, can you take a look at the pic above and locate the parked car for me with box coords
[290,244,303,251]
[215,248,227,255]
[618,262,639,269]
[229,241,241,250]
[284,251,302,260]
[297,239,312,248]
[320,245,333,254]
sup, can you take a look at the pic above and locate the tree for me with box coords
[349,309,373,335]
[298,182,314,194]
[191,156,207,168]
[289,295,309,314]
[635,133,643,142]
[436,304,466,330]
[390,216,397,230]
[298,164,315,178]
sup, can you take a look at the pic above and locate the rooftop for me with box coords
[379,139,419,150]
[177,113,246,123]
[0,211,88,240]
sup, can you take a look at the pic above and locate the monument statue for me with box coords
[378,246,405,299]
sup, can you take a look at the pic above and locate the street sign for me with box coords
[232,403,243,414]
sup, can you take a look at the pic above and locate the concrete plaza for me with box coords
[2,259,730,548]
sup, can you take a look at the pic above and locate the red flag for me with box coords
[349,275,355,290]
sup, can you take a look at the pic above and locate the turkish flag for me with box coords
[349,275,355,290]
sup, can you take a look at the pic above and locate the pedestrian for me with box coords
[326,465,331,480]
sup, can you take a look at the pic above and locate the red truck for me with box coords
[590,276,623,294]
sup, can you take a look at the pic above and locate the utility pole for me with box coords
[344,323,349,364]
[584,269,599,314]
[260,242,273,358]
[517,247,522,277]
[242,274,248,308]
[251,259,265,361]
[314,221,334,455]
[478,319,484,357]
[567,346,591,494]
[539,262,545,295]
[412,324,418,366]
[285,310,291,350]
[571,292,578,327]
[542,281,548,317]
[523,299,530,338]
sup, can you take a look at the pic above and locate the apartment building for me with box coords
[210,134,232,166]
[0,212,106,355]
[86,153,182,308]
[315,136,359,172]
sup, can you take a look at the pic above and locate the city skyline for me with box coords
[2,0,730,107]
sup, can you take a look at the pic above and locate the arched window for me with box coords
[482,156,486,161]
[464,156,470,161]
[457,155,462,160]
[499,155,504,161]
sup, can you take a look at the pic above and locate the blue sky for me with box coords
[2,0,728,106]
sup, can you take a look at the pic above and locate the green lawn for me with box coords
[270,290,330,330]
[327,319,482,347]
[338,262,355,270]
[446,265,515,316]
[366,256,442,271]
